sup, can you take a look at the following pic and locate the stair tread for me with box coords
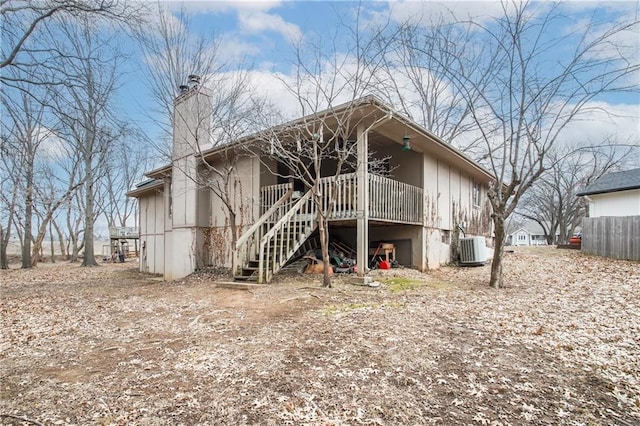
[235,198,319,283]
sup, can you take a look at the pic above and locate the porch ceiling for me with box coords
[372,121,493,184]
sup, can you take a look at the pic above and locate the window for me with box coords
[518,234,526,241]
[472,181,482,207]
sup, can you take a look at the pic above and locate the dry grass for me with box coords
[1,247,638,425]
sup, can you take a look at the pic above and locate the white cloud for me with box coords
[241,69,640,154]
[217,33,263,62]
[242,70,300,118]
[36,127,66,162]
[160,0,284,14]
[556,101,640,146]
[237,10,302,41]
[368,0,517,27]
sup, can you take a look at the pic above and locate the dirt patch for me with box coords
[1,247,638,425]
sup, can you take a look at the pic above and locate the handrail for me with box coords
[258,189,317,283]
[260,183,291,215]
[240,174,423,283]
[236,187,293,249]
[233,186,293,277]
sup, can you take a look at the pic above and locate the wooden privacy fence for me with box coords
[581,216,640,261]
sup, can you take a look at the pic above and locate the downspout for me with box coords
[363,112,394,136]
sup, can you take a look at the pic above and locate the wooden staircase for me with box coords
[233,189,318,284]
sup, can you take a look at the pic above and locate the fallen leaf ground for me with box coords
[1,247,638,425]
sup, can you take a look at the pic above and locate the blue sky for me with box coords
[115,0,640,164]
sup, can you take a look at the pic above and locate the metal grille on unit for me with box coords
[459,236,488,266]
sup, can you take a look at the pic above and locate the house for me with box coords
[506,220,560,246]
[128,84,495,282]
[576,168,640,261]
[506,222,553,246]
[576,168,640,217]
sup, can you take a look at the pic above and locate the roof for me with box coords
[506,219,561,236]
[138,94,498,186]
[508,222,545,235]
[146,164,172,179]
[577,168,640,196]
[126,179,164,198]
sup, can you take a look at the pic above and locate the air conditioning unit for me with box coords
[459,236,487,266]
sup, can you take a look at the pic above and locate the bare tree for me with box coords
[135,2,226,158]
[517,139,638,244]
[408,1,639,287]
[252,21,394,287]
[0,73,55,267]
[100,128,149,229]
[197,81,267,254]
[0,143,19,269]
[378,15,484,148]
[137,4,269,265]
[1,0,146,87]
[49,16,126,267]
[1,2,146,267]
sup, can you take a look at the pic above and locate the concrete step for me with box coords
[215,281,264,290]
[233,275,258,282]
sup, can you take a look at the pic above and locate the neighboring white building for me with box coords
[507,222,555,246]
[577,168,640,217]
[577,168,640,261]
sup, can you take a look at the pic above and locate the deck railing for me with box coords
[261,174,423,225]
[318,173,357,219]
[260,183,292,215]
[109,226,139,239]
[369,174,423,224]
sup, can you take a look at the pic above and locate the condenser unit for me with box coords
[459,236,487,266]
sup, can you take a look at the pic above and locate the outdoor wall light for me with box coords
[402,134,411,151]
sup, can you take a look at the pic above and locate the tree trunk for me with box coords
[49,221,55,263]
[318,210,332,288]
[53,220,68,260]
[70,237,80,263]
[1,187,17,269]
[229,210,237,269]
[21,170,33,268]
[489,211,507,289]
[0,226,8,269]
[82,156,98,267]
[31,228,46,267]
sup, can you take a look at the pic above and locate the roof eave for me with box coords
[146,164,172,179]
[126,180,165,198]
[577,185,640,197]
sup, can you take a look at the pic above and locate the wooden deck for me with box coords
[260,173,423,225]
